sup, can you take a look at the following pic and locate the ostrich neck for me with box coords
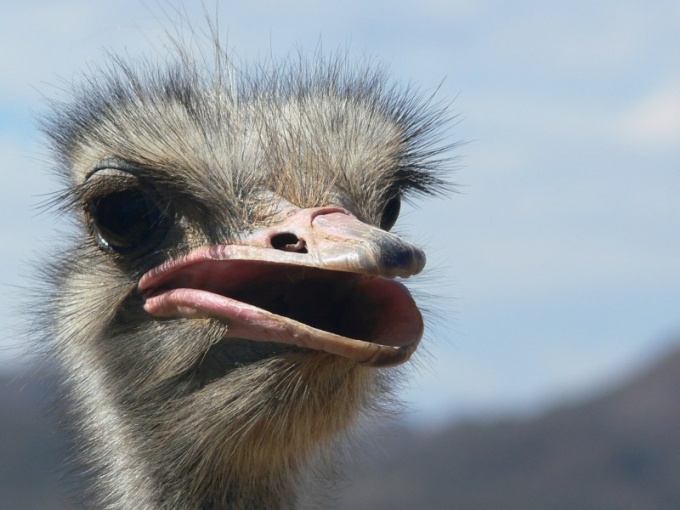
[65,344,372,509]
[76,377,303,510]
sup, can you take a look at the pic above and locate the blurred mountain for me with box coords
[2,344,679,509]
[332,344,680,509]
[0,373,73,509]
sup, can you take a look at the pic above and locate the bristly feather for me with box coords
[36,30,455,510]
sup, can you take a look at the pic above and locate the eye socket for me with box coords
[379,194,401,231]
[86,187,169,255]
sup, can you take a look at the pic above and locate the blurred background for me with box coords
[1,1,678,508]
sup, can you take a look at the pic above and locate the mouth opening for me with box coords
[141,255,423,366]
[225,269,376,343]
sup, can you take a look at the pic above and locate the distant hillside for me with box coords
[2,344,680,509]
[332,345,680,509]
[0,373,73,510]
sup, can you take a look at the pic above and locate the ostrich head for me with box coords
[41,46,449,509]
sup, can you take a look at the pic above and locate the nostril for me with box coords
[270,233,308,253]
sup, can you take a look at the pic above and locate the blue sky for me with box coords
[1,0,678,425]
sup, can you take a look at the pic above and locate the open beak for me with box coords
[139,206,426,367]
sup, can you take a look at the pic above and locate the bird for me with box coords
[39,39,451,510]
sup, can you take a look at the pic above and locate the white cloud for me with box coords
[616,87,680,148]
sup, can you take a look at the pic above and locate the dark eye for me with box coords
[87,188,169,254]
[379,194,401,231]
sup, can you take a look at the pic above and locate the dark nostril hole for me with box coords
[270,233,308,253]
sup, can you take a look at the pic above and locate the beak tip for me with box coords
[380,245,427,278]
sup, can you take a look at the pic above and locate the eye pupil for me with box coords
[380,195,401,231]
[88,189,165,253]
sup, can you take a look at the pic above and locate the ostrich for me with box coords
[39,41,450,509]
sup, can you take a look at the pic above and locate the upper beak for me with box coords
[235,206,426,278]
